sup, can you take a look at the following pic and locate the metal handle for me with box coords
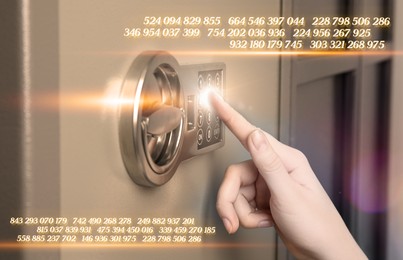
[145,105,183,136]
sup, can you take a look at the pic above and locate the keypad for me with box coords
[197,70,223,150]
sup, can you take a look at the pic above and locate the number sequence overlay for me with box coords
[123,16,392,52]
[8,217,216,246]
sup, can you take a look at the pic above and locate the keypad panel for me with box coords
[197,70,223,150]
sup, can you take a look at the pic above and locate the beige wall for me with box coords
[387,2,403,259]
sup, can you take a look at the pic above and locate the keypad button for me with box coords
[197,110,203,127]
[207,74,212,87]
[214,124,220,140]
[215,73,221,87]
[197,129,203,145]
[206,111,212,125]
[198,76,203,90]
[206,126,212,142]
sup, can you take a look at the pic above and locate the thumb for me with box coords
[247,129,294,198]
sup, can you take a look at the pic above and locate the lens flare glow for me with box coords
[0,242,273,249]
[91,49,403,57]
[198,87,222,110]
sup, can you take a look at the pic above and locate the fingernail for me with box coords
[223,218,233,234]
[258,220,272,228]
[251,130,268,151]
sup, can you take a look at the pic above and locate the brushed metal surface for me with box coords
[59,0,280,259]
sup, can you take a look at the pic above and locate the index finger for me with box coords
[209,92,256,149]
[209,91,309,173]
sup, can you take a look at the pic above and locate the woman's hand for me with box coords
[210,92,367,260]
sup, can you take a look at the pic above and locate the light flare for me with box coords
[198,87,221,110]
[88,49,403,57]
[0,242,272,249]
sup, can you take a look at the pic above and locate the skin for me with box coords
[210,92,367,260]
